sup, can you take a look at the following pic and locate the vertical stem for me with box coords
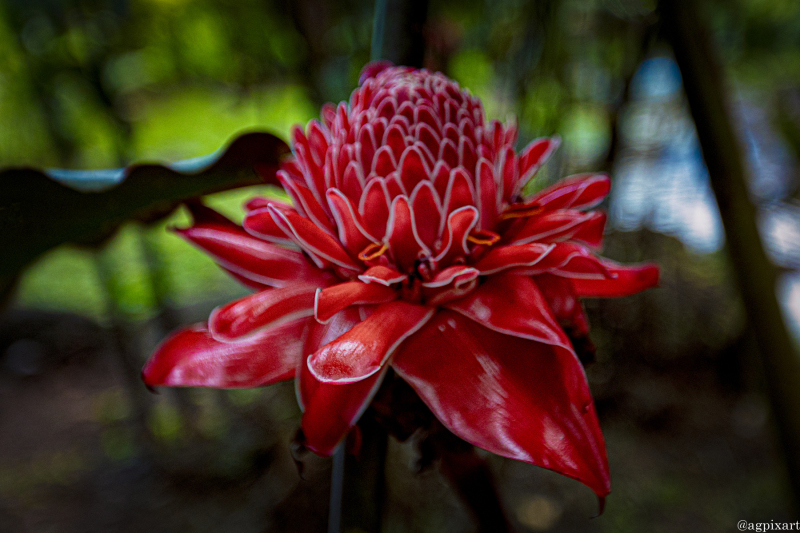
[661,0,800,513]
[326,419,388,533]
[328,445,345,533]
[341,417,388,532]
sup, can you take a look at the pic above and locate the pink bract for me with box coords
[142,62,659,500]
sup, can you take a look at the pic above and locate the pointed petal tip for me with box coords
[572,261,659,298]
[640,263,660,288]
[141,368,160,393]
[591,495,607,518]
[394,311,611,501]
[144,321,305,389]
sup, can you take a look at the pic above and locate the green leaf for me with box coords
[0,131,290,290]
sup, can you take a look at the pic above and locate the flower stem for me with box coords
[328,444,345,533]
[341,417,388,532]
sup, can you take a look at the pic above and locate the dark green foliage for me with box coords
[0,132,289,290]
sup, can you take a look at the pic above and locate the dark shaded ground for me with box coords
[0,232,792,533]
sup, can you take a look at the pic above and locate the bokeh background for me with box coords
[1,0,800,531]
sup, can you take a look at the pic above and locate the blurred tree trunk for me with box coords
[661,0,800,514]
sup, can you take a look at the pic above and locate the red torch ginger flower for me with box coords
[143,62,659,501]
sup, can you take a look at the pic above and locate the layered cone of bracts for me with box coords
[143,61,659,509]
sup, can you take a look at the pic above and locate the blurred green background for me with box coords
[1,0,800,532]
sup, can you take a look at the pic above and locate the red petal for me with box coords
[321,103,336,128]
[244,197,271,212]
[376,96,397,122]
[177,223,330,287]
[415,104,442,134]
[278,172,335,233]
[268,206,361,273]
[142,320,306,389]
[422,265,480,289]
[393,311,610,497]
[446,274,572,348]
[307,120,330,168]
[416,123,441,159]
[386,196,430,271]
[476,158,498,230]
[242,206,295,246]
[307,301,434,383]
[458,135,477,174]
[280,159,305,183]
[499,145,518,202]
[410,181,443,249]
[535,274,589,335]
[479,243,611,278]
[358,124,378,172]
[315,281,398,323]
[570,211,607,249]
[209,284,317,340]
[299,308,361,408]
[359,178,392,239]
[396,101,414,125]
[517,137,559,192]
[443,167,476,216]
[372,145,397,177]
[398,145,430,194]
[473,242,554,275]
[435,206,479,267]
[421,265,480,306]
[301,366,387,455]
[358,265,407,286]
[327,189,377,257]
[341,160,365,201]
[506,210,607,248]
[385,173,405,197]
[569,261,659,298]
[528,243,611,278]
[299,308,387,455]
[359,60,394,84]
[531,174,611,211]
[439,138,459,170]
[294,142,326,203]
[384,123,407,162]
[221,267,268,290]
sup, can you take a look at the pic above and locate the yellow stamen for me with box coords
[498,204,544,221]
[467,230,501,246]
[358,242,389,261]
